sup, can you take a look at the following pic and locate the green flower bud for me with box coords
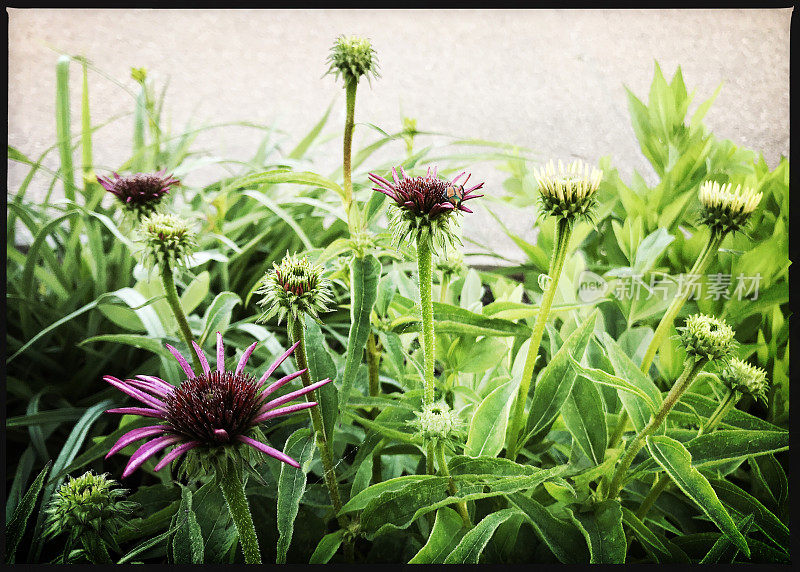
[256,252,335,326]
[325,35,379,85]
[409,402,463,449]
[436,251,466,278]
[698,181,762,236]
[44,471,136,546]
[720,357,769,403]
[678,313,735,362]
[534,159,603,223]
[138,213,197,269]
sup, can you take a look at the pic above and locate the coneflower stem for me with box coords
[218,461,261,564]
[367,333,381,417]
[434,442,472,529]
[343,78,357,233]
[607,358,706,499]
[608,231,725,449]
[507,218,572,459]
[160,262,202,373]
[416,236,436,409]
[439,274,451,304]
[289,320,345,524]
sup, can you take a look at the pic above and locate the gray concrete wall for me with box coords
[7,9,791,261]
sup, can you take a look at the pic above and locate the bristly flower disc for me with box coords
[326,35,380,85]
[534,159,602,223]
[255,252,335,327]
[104,333,332,477]
[720,357,769,403]
[138,213,197,269]
[678,313,736,362]
[98,171,179,220]
[698,180,762,236]
[368,165,484,252]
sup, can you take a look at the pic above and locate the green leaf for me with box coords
[199,292,241,347]
[55,55,76,201]
[172,486,204,564]
[6,461,51,564]
[242,191,313,250]
[309,530,345,564]
[448,456,543,477]
[465,377,516,457]
[560,373,607,465]
[632,227,674,274]
[339,254,381,417]
[601,332,663,432]
[699,514,754,563]
[180,271,210,315]
[225,169,345,201]
[6,408,84,428]
[646,435,749,557]
[340,475,434,514]
[276,428,316,564]
[302,317,339,441]
[672,393,785,433]
[191,480,237,563]
[390,298,531,338]
[443,508,517,564]
[568,355,657,413]
[620,506,671,563]
[570,500,626,563]
[683,430,789,468]
[289,101,333,160]
[506,492,590,563]
[526,310,597,436]
[80,334,174,359]
[408,507,465,563]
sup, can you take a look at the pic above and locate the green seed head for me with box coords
[720,358,769,403]
[698,181,762,236]
[139,213,197,269]
[44,471,136,543]
[678,313,736,362]
[256,252,335,326]
[534,160,603,223]
[410,402,463,448]
[326,35,379,85]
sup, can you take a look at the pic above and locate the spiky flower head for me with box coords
[409,401,464,450]
[436,251,466,278]
[678,313,736,362]
[369,166,484,252]
[719,358,769,403]
[44,471,136,553]
[255,253,335,327]
[326,35,379,85]
[698,181,762,235]
[98,171,179,220]
[104,333,331,478]
[138,213,197,269]
[534,160,602,223]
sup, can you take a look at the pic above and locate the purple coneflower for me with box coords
[368,166,484,251]
[98,170,179,219]
[104,333,331,477]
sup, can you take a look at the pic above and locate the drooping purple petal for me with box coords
[153,441,200,472]
[252,401,318,424]
[135,375,176,394]
[460,205,474,214]
[125,378,172,398]
[257,341,301,386]
[236,435,300,468]
[106,425,168,458]
[122,435,184,477]
[235,341,259,375]
[165,344,195,378]
[191,341,211,375]
[217,331,225,373]
[104,376,166,410]
[106,406,167,419]
[259,378,332,413]
[259,369,307,399]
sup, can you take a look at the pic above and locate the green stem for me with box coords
[608,231,725,449]
[507,218,572,459]
[416,235,436,409]
[635,472,671,521]
[218,461,261,564]
[607,358,707,499]
[160,262,202,373]
[367,332,381,418]
[435,441,472,529]
[439,274,451,304]
[343,78,357,233]
[289,320,345,524]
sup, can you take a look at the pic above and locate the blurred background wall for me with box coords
[7,8,791,261]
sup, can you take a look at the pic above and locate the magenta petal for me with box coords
[191,341,211,375]
[104,376,166,410]
[260,369,307,399]
[154,441,199,472]
[258,341,300,386]
[235,341,259,376]
[253,401,318,423]
[217,332,225,373]
[106,426,167,458]
[106,406,166,419]
[391,167,400,184]
[125,378,172,398]
[136,375,175,393]
[122,435,183,478]
[165,344,195,378]
[259,378,332,413]
[460,205,474,214]
[236,435,300,468]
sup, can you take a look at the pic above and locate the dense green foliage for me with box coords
[6,54,788,564]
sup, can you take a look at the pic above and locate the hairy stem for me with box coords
[609,231,725,449]
[607,358,706,499]
[160,262,201,373]
[416,235,436,409]
[507,218,572,459]
[218,461,261,564]
[367,332,381,418]
[435,441,472,529]
[439,274,451,304]
[343,78,357,233]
